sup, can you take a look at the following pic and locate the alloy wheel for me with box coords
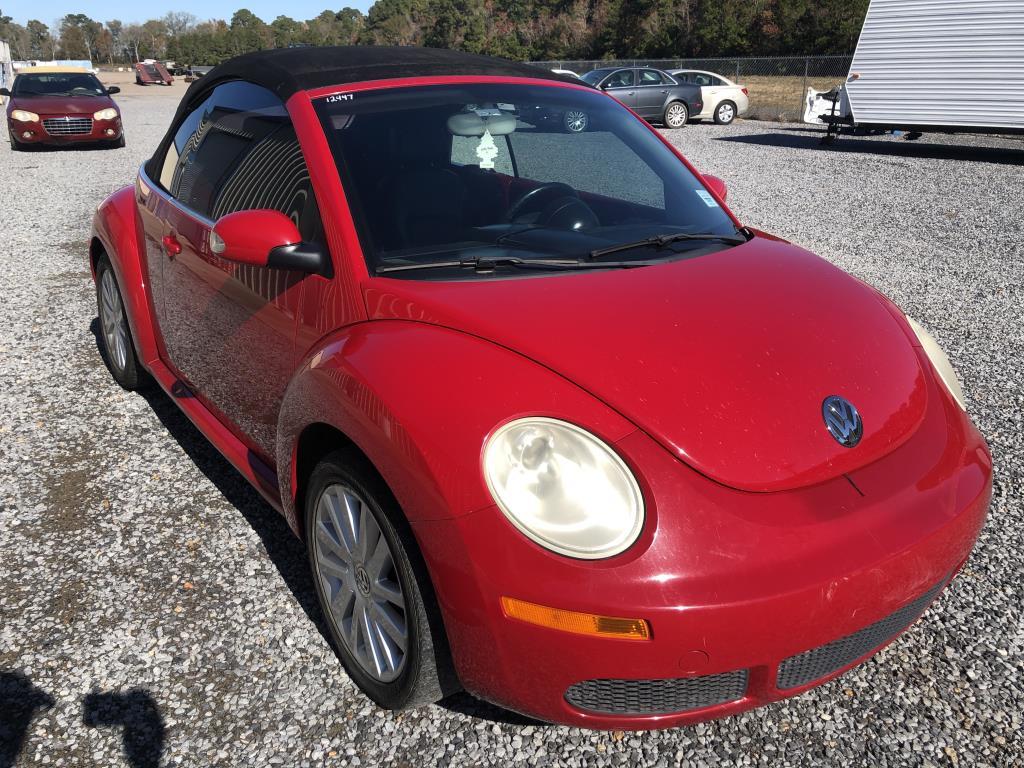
[666,103,687,128]
[99,269,129,373]
[564,110,588,133]
[313,484,409,683]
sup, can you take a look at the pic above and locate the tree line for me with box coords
[1,0,868,66]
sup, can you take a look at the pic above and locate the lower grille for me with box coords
[565,669,748,716]
[777,578,946,690]
[43,117,93,135]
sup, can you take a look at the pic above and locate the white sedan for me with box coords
[666,70,749,124]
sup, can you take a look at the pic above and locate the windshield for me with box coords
[12,72,106,97]
[315,83,739,279]
[580,69,612,86]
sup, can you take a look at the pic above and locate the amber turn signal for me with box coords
[500,596,651,640]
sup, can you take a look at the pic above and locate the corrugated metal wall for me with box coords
[847,0,1024,129]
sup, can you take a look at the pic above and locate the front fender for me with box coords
[276,319,636,532]
[91,184,159,366]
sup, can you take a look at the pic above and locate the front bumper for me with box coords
[412,372,991,729]
[8,114,122,146]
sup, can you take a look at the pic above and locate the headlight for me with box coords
[483,417,644,559]
[93,108,118,121]
[906,316,966,410]
[11,109,39,122]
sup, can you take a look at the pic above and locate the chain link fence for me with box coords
[530,56,852,122]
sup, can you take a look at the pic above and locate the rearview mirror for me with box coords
[702,174,728,202]
[210,209,328,275]
[106,86,121,95]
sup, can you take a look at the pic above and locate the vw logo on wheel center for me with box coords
[822,395,863,447]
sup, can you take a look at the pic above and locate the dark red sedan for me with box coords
[89,47,991,729]
[3,67,124,150]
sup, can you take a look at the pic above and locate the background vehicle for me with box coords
[183,65,213,82]
[805,0,1024,140]
[581,67,702,128]
[134,61,173,86]
[2,66,123,150]
[90,46,989,731]
[666,69,749,124]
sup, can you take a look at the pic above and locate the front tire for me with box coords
[95,257,145,390]
[714,100,737,125]
[306,451,457,709]
[664,101,688,129]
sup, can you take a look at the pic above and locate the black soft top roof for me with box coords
[146,46,581,180]
[186,46,576,104]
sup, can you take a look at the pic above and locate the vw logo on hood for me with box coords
[822,395,863,447]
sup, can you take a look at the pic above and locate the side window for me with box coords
[603,70,635,89]
[157,80,322,243]
[639,70,663,86]
[451,133,514,175]
[708,76,726,86]
[693,74,713,87]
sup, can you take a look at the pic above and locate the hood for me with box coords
[365,238,928,492]
[10,95,113,115]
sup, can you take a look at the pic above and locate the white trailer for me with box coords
[0,40,12,104]
[805,0,1024,140]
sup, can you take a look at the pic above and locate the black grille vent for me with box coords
[565,669,748,716]
[777,578,946,690]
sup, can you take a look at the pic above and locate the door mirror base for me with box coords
[268,242,332,277]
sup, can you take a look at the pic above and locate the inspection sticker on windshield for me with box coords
[696,190,719,207]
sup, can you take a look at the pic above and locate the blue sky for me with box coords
[9,0,374,26]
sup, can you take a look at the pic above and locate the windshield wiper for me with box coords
[589,231,747,260]
[377,255,660,274]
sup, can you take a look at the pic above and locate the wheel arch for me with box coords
[291,421,377,540]
[277,319,636,534]
[91,185,161,367]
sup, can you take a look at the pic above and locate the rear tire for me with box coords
[95,257,146,390]
[305,451,458,709]
[714,100,737,125]
[663,101,688,129]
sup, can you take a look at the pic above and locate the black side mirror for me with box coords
[106,86,121,95]
[0,87,10,97]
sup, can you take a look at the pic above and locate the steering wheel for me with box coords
[508,182,579,222]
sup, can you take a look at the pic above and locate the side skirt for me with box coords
[146,357,284,514]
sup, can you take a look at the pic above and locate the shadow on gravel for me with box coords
[439,691,546,726]
[83,689,165,768]
[0,671,54,768]
[717,130,1024,165]
[88,319,550,730]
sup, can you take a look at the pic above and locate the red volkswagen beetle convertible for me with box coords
[89,47,991,729]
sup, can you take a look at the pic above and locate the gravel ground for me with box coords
[1,85,1022,767]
